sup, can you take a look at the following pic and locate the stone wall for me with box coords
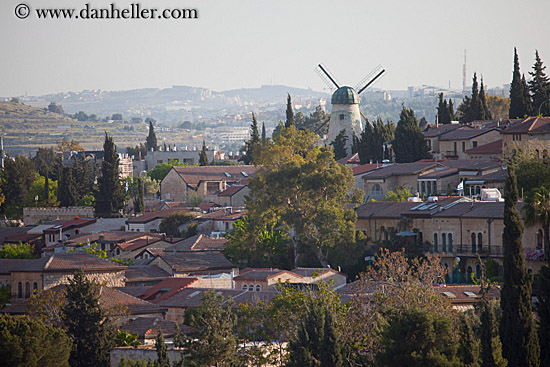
[24,206,95,226]
[110,347,184,367]
[160,169,188,202]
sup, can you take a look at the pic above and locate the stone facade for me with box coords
[439,129,501,160]
[23,206,95,226]
[160,169,189,202]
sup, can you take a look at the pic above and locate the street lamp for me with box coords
[538,98,550,116]
[455,257,461,284]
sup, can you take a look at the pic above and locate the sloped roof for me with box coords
[352,163,383,176]
[0,259,27,275]
[501,116,550,134]
[11,252,126,272]
[291,267,346,278]
[234,269,299,281]
[158,252,234,272]
[356,201,420,219]
[171,166,258,187]
[218,185,247,197]
[141,277,198,302]
[155,288,244,308]
[66,231,162,245]
[126,209,195,224]
[439,159,502,172]
[438,126,497,141]
[121,317,193,339]
[362,162,438,180]
[465,140,502,155]
[423,123,461,138]
[419,167,459,180]
[167,234,228,252]
[125,265,171,283]
[42,218,97,234]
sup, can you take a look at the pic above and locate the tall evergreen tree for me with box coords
[198,140,209,166]
[478,287,506,367]
[537,265,550,367]
[500,165,540,367]
[393,106,431,163]
[529,50,550,116]
[241,113,260,165]
[261,122,266,144]
[154,332,170,367]
[285,93,295,128]
[331,129,348,160]
[470,73,483,120]
[522,75,533,116]
[95,133,124,217]
[63,270,116,367]
[58,166,78,207]
[458,315,480,367]
[146,120,158,152]
[134,177,145,214]
[509,48,532,119]
[480,77,492,120]
[44,174,49,202]
[357,119,395,164]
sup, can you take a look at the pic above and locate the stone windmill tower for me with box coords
[315,64,385,156]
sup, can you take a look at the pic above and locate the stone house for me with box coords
[149,251,236,277]
[196,208,247,236]
[423,123,461,158]
[215,184,249,207]
[233,269,305,292]
[8,252,126,302]
[125,209,196,233]
[160,166,258,203]
[500,116,550,158]
[437,126,501,160]
[352,163,383,192]
[42,218,98,246]
[465,139,503,160]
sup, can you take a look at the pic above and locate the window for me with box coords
[471,233,476,253]
[256,285,261,292]
[454,142,457,154]
[433,233,438,253]
[472,141,478,148]
[18,282,22,298]
[441,233,446,253]
[242,284,247,290]
[25,282,30,299]
[75,229,79,235]
[432,182,437,195]
[248,285,254,291]
[537,229,543,250]
[421,181,426,195]
[33,282,38,292]
[478,233,483,252]
[371,184,383,199]
[339,114,345,120]
[462,142,466,152]
[448,233,453,253]
[116,248,121,255]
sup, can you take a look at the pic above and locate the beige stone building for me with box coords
[160,165,258,203]
[437,127,501,160]
[501,116,550,158]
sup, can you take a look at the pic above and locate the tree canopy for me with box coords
[393,106,431,163]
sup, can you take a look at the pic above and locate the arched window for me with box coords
[242,284,247,290]
[467,266,473,280]
[116,248,121,255]
[18,282,22,298]
[475,186,481,195]
[433,233,438,253]
[432,182,437,195]
[471,233,476,253]
[256,285,261,292]
[441,233,447,253]
[476,264,481,278]
[537,229,543,250]
[25,282,30,299]
[448,233,453,253]
[421,181,426,195]
[371,184,383,199]
[478,233,483,252]
[248,285,254,291]
[33,282,38,292]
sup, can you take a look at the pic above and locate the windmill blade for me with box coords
[355,65,386,95]
[314,116,331,134]
[315,63,340,92]
[360,111,373,128]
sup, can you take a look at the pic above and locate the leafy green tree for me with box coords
[1,154,37,217]
[147,160,186,182]
[537,266,550,366]
[478,291,507,367]
[375,308,460,367]
[184,290,237,367]
[72,158,96,200]
[249,126,358,267]
[58,166,78,207]
[0,314,71,367]
[126,143,147,159]
[523,186,550,255]
[0,285,10,308]
[63,270,116,367]
[115,330,140,347]
[95,133,125,217]
[437,93,456,124]
[393,106,431,163]
[146,120,158,152]
[298,105,331,136]
[529,50,550,116]
[331,129,348,160]
[0,242,35,258]
[285,93,295,128]
[458,73,490,122]
[158,211,197,237]
[486,95,511,120]
[480,77,492,120]
[56,138,83,152]
[356,118,395,164]
[261,122,267,144]
[27,288,66,329]
[458,314,481,367]
[509,48,533,118]
[198,140,209,166]
[500,165,540,367]
[382,186,412,202]
[22,174,58,207]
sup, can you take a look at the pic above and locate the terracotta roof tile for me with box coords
[352,164,382,176]
[125,265,171,282]
[501,116,550,134]
[121,317,193,339]
[438,127,497,141]
[465,140,502,154]
[11,253,126,272]
[141,277,198,302]
[158,252,234,272]
[362,162,438,179]
[218,185,247,197]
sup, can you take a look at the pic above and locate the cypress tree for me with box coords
[146,120,158,152]
[134,177,145,214]
[241,113,260,165]
[321,308,343,367]
[63,270,116,367]
[479,287,506,367]
[44,173,49,202]
[58,166,77,207]
[261,122,266,144]
[480,77,492,120]
[471,73,484,120]
[198,140,209,166]
[529,50,550,116]
[522,75,533,116]
[331,129,348,160]
[509,48,531,119]
[458,314,480,367]
[95,132,124,217]
[155,332,170,367]
[500,165,540,367]
[285,93,295,128]
[393,106,431,163]
[537,265,550,366]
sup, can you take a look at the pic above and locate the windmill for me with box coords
[315,63,385,156]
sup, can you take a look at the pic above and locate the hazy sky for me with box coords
[1,0,549,97]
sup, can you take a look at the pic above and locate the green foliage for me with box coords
[154,332,170,367]
[0,242,35,259]
[285,93,295,128]
[133,177,145,214]
[486,95,511,120]
[382,186,412,202]
[115,330,140,347]
[158,211,196,237]
[1,154,37,218]
[478,295,507,367]
[240,113,261,165]
[295,105,331,136]
[0,285,11,308]
[27,288,66,329]
[537,266,550,366]
[58,166,78,207]
[95,132,125,217]
[146,120,158,152]
[437,93,456,124]
[77,194,95,207]
[126,143,147,159]
[529,50,550,117]
[375,308,460,367]
[355,118,395,164]
[184,289,237,367]
[63,270,116,367]
[198,140,209,166]
[523,185,550,255]
[22,174,58,207]
[509,48,533,119]
[458,314,481,367]
[500,165,540,366]
[458,73,491,123]
[147,160,187,182]
[330,129,348,160]
[0,314,72,367]
[393,106,431,163]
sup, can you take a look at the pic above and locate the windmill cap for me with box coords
[331,86,360,104]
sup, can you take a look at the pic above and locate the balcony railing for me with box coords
[425,244,504,257]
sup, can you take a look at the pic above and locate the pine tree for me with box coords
[470,73,483,120]
[393,106,431,163]
[63,270,116,367]
[261,122,266,144]
[146,120,158,152]
[437,93,450,124]
[480,78,492,120]
[509,48,532,119]
[285,93,295,128]
[458,315,480,367]
[529,50,550,116]
[154,332,170,367]
[241,113,260,165]
[331,129,348,160]
[198,140,209,166]
[522,75,533,116]
[500,165,540,367]
[134,177,145,214]
[58,166,77,207]
[479,287,506,367]
[321,308,343,367]
[95,132,125,217]
[537,265,550,367]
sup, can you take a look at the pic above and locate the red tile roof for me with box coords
[362,162,438,179]
[501,116,550,134]
[126,209,195,224]
[11,252,126,272]
[218,185,247,197]
[125,265,171,283]
[122,317,193,339]
[234,269,299,281]
[42,218,97,234]
[465,140,503,155]
[157,251,234,273]
[141,277,198,302]
[352,164,382,176]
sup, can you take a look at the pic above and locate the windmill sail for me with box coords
[355,65,385,94]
